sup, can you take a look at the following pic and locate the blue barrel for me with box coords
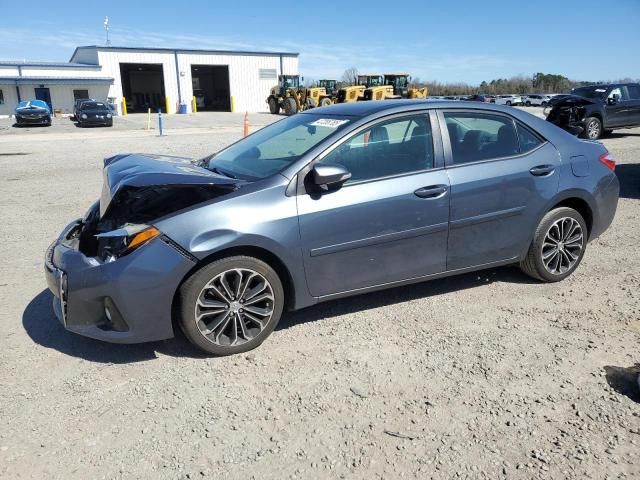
[178,103,187,114]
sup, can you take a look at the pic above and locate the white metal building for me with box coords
[0,46,299,116]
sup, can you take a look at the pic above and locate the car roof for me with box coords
[304,99,524,118]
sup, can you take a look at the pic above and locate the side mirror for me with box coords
[312,163,351,190]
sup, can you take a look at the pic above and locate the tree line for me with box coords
[338,67,639,95]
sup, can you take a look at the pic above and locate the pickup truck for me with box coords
[546,83,640,139]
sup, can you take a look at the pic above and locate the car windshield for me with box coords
[81,102,107,110]
[572,86,607,99]
[203,114,352,180]
[17,100,48,109]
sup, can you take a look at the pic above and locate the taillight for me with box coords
[599,152,616,172]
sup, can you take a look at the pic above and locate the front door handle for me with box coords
[414,185,448,199]
[530,164,555,176]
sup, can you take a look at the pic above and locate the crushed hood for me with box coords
[550,95,596,108]
[99,153,240,218]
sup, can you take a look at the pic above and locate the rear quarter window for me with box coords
[516,122,545,153]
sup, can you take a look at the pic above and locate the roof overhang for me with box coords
[0,77,114,85]
[71,45,299,62]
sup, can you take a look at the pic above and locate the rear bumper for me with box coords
[591,174,620,240]
[44,220,197,344]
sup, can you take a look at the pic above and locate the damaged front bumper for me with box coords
[44,219,197,344]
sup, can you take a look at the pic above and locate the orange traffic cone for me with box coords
[243,112,249,137]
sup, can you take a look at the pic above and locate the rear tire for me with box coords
[506,101,512,106]
[525,101,531,107]
[520,207,587,282]
[268,97,280,115]
[582,117,602,139]
[178,256,284,356]
[283,97,297,116]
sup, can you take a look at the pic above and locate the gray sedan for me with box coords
[45,100,619,355]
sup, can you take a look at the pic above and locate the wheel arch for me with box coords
[170,244,300,336]
[519,191,595,262]
[544,190,595,238]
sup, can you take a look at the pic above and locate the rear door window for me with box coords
[444,111,519,164]
[626,85,640,99]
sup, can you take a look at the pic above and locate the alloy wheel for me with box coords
[541,217,584,275]
[587,120,601,139]
[194,268,275,346]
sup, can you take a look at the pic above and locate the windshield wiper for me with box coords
[209,166,238,179]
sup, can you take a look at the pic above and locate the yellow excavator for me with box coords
[336,74,385,103]
[266,75,332,115]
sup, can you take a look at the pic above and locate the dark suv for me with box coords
[546,83,640,139]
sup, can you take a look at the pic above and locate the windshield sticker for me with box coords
[309,118,349,128]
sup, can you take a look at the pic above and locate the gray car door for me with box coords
[297,111,450,297]
[439,109,560,271]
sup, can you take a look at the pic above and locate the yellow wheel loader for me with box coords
[383,74,428,99]
[266,75,332,115]
[336,75,384,103]
[361,74,396,101]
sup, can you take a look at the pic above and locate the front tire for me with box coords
[525,101,531,107]
[178,256,285,356]
[520,207,587,282]
[320,97,333,107]
[283,97,297,116]
[582,117,602,139]
[506,101,512,106]
[268,97,280,115]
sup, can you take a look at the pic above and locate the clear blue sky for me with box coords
[1,0,638,84]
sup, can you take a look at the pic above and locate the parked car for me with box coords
[546,83,640,139]
[467,94,491,103]
[495,95,523,106]
[76,101,113,127]
[525,94,552,107]
[45,100,619,355]
[73,98,96,119]
[14,100,51,126]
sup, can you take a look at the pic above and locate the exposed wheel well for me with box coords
[551,198,593,238]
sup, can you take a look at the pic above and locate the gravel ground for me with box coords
[1,110,639,480]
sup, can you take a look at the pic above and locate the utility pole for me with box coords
[104,16,111,46]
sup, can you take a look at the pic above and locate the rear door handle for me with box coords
[414,184,448,199]
[530,164,555,176]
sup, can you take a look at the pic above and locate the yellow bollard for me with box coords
[165,96,170,114]
[147,108,151,130]
[192,96,197,113]
[122,97,127,116]
[230,96,235,112]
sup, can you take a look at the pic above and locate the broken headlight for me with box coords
[95,224,161,262]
